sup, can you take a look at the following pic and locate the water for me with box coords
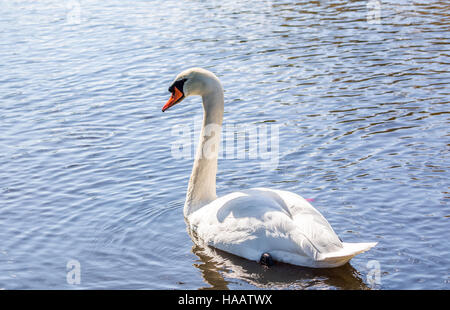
[0,0,449,290]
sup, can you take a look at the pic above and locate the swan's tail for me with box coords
[316,242,377,268]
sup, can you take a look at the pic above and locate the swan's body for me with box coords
[163,68,376,268]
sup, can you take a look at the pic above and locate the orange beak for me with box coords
[162,87,184,112]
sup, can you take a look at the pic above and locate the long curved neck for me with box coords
[184,88,224,217]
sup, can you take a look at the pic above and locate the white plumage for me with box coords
[189,188,376,268]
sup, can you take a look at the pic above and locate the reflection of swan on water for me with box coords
[189,234,370,290]
[163,67,376,268]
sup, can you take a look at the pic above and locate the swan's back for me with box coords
[187,188,375,267]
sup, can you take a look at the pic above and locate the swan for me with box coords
[162,67,377,268]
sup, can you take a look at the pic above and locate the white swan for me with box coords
[162,68,377,268]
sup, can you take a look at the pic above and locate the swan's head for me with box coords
[162,67,222,112]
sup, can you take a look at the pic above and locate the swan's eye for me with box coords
[168,78,187,94]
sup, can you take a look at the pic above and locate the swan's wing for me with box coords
[189,190,288,260]
[188,188,343,264]
[254,188,343,253]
